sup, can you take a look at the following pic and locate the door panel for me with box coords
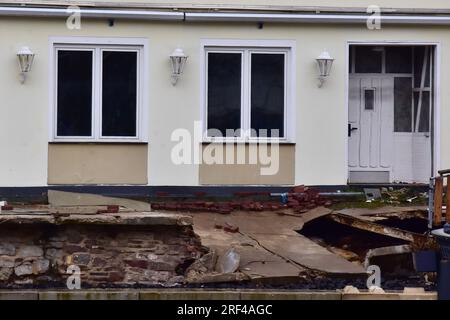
[349,45,434,184]
[349,76,393,176]
[380,77,394,168]
[348,78,360,168]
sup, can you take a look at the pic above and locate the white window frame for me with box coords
[201,39,296,143]
[49,37,149,143]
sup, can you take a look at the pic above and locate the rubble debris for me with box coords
[364,188,382,201]
[343,285,360,294]
[223,223,239,233]
[325,245,360,262]
[186,272,250,284]
[368,286,385,294]
[0,201,13,212]
[335,206,428,223]
[96,205,120,214]
[152,201,281,214]
[185,250,250,284]
[189,251,217,274]
[1,205,13,211]
[381,187,428,205]
[152,186,333,215]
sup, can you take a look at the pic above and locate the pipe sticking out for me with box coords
[270,192,365,197]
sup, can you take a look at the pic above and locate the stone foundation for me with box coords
[0,213,203,288]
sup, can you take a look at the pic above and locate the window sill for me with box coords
[201,141,295,145]
[49,141,148,145]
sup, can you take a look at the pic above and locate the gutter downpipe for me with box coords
[1,7,450,25]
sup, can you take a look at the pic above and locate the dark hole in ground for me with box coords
[376,217,428,234]
[298,216,409,259]
[175,258,196,275]
[297,215,435,283]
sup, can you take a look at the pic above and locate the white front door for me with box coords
[349,75,432,183]
[348,45,434,184]
[348,76,394,183]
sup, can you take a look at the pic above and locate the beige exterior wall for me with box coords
[1,1,450,10]
[199,144,295,185]
[0,15,449,186]
[48,144,148,184]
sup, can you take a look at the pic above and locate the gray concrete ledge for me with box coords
[0,213,193,227]
[0,289,437,300]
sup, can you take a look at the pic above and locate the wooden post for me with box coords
[434,176,444,226]
[447,177,450,224]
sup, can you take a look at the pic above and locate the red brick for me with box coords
[224,223,239,233]
[194,192,207,197]
[108,271,125,282]
[292,185,306,193]
[124,259,148,269]
[107,205,120,213]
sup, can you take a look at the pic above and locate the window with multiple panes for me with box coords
[350,45,433,134]
[53,44,143,141]
[205,48,290,140]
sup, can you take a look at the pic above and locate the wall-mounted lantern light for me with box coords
[17,46,35,84]
[316,51,334,88]
[169,48,188,86]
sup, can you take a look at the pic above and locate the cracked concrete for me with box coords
[192,207,366,282]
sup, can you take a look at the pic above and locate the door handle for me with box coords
[348,124,358,137]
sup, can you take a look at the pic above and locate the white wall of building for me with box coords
[0,17,449,186]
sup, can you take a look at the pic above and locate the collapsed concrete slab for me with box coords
[328,212,435,250]
[191,208,366,282]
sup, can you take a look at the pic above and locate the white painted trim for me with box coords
[200,39,296,143]
[433,43,441,176]
[48,37,149,143]
[344,43,350,183]
[345,41,441,183]
[200,39,296,49]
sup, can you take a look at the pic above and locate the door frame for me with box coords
[345,41,441,184]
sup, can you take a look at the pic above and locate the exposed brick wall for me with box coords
[0,224,203,288]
